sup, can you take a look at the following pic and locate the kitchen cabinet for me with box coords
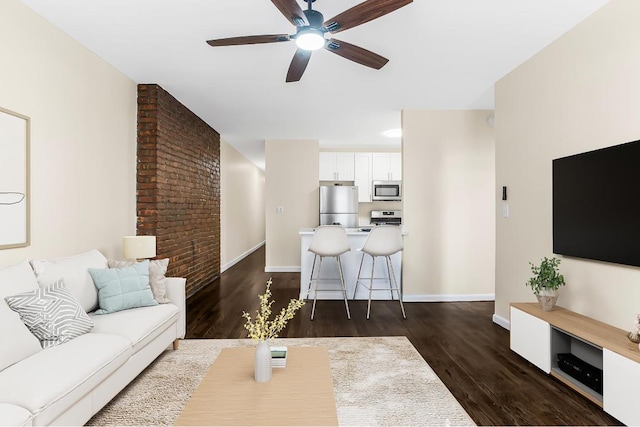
[354,153,372,202]
[354,152,402,203]
[389,153,402,180]
[319,152,354,181]
[321,151,401,201]
[372,152,402,181]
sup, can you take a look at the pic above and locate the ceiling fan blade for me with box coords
[325,39,388,69]
[286,49,312,82]
[324,0,412,34]
[206,34,291,47]
[271,0,308,26]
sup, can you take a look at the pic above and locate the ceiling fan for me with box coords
[206,0,413,82]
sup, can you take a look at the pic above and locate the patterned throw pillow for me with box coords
[4,280,94,349]
[108,258,170,303]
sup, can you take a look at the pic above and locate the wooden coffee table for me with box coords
[175,346,338,426]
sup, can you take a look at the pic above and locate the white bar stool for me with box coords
[353,225,406,319]
[305,225,351,320]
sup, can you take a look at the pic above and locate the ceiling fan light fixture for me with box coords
[295,28,325,51]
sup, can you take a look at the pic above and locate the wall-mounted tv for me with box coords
[553,139,640,267]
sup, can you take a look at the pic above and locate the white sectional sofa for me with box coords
[0,250,186,426]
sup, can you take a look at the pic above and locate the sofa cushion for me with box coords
[89,260,158,315]
[89,303,179,352]
[0,260,42,372]
[108,258,171,304]
[30,249,108,313]
[4,280,94,349]
[0,403,32,427]
[0,333,131,426]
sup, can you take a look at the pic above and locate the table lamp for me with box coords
[122,235,156,261]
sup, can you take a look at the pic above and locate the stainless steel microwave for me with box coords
[372,180,402,201]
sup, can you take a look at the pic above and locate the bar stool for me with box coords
[306,225,351,320]
[353,225,406,319]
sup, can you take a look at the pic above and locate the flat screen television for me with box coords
[553,139,640,267]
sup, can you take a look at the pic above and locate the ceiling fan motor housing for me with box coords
[303,9,325,30]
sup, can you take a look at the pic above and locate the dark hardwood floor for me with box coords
[186,246,621,426]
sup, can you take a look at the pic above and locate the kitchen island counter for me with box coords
[299,227,377,236]
[299,227,405,301]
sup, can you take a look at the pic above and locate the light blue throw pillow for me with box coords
[88,260,158,315]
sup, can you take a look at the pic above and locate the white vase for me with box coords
[536,289,559,312]
[254,341,272,382]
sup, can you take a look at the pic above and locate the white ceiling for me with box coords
[21,0,609,169]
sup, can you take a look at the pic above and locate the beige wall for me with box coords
[265,139,319,271]
[495,0,640,329]
[220,139,265,271]
[402,110,496,299]
[0,0,136,267]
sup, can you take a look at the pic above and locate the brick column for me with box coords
[137,84,220,296]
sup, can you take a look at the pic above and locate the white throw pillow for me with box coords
[0,260,43,371]
[30,249,108,313]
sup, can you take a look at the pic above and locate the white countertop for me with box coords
[299,227,369,235]
[299,226,407,235]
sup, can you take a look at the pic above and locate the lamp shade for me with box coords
[122,235,156,259]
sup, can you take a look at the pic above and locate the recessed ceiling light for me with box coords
[383,128,402,138]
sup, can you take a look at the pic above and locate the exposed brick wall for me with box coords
[137,84,220,297]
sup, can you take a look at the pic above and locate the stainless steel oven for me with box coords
[372,180,402,201]
[370,210,402,225]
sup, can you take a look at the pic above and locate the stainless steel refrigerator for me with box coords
[319,185,359,227]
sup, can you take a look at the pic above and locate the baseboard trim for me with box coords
[264,266,301,273]
[492,313,510,330]
[221,241,265,273]
[402,293,495,302]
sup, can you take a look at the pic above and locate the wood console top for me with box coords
[511,303,640,364]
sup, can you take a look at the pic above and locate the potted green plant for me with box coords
[525,256,566,311]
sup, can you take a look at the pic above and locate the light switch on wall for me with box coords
[276,206,284,213]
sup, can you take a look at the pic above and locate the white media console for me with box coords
[510,303,640,425]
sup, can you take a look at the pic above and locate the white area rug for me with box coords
[88,337,475,426]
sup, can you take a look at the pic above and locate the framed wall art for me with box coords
[0,107,30,249]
